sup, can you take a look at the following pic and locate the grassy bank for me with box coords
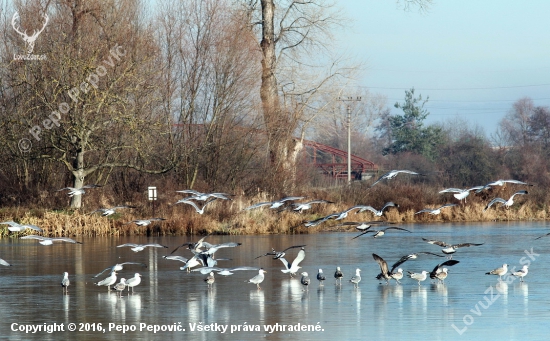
[0,183,545,237]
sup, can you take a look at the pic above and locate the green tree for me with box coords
[378,88,444,160]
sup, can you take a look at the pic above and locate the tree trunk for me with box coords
[70,148,85,209]
[260,0,302,191]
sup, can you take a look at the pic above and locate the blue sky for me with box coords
[335,0,550,136]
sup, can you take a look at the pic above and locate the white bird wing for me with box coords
[291,249,305,268]
[0,258,12,266]
[244,202,273,210]
[484,198,506,211]
[278,257,291,270]
[117,243,140,248]
[439,188,464,194]
[20,235,47,241]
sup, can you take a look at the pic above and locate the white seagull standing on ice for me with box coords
[246,269,267,290]
[484,190,528,211]
[429,260,459,283]
[486,264,508,281]
[96,271,117,291]
[317,269,326,286]
[300,272,311,291]
[349,268,362,288]
[370,170,424,188]
[334,267,344,285]
[125,273,142,292]
[61,272,70,294]
[511,265,529,282]
[93,262,147,278]
[407,270,429,285]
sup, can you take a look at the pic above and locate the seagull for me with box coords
[303,213,339,227]
[61,272,70,294]
[176,190,233,201]
[89,205,136,216]
[439,186,484,203]
[422,238,484,258]
[56,184,102,197]
[112,278,127,297]
[96,271,117,291]
[170,235,211,254]
[334,221,382,231]
[484,190,528,211]
[334,266,344,285]
[246,268,267,290]
[124,218,166,226]
[279,247,305,276]
[370,170,424,188]
[291,200,333,213]
[254,245,306,259]
[191,266,260,276]
[392,252,445,269]
[486,264,508,281]
[162,255,189,263]
[334,205,369,220]
[175,197,217,214]
[0,221,43,233]
[429,260,459,283]
[116,243,168,252]
[20,236,82,245]
[415,203,457,215]
[0,257,12,266]
[317,269,326,286]
[199,242,242,256]
[204,272,215,288]
[300,272,311,291]
[511,265,529,282]
[93,262,147,278]
[244,196,305,210]
[357,202,399,217]
[349,268,362,288]
[126,273,142,292]
[476,179,531,193]
[373,253,407,285]
[352,226,411,239]
[407,270,429,285]
[180,254,203,272]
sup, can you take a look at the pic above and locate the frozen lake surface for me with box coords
[1,221,549,340]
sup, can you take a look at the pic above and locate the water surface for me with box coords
[1,221,549,340]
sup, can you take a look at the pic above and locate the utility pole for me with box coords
[339,96,362,185]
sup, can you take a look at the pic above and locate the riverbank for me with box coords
[0,183,544,237]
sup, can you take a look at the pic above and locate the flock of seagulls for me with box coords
[0,171,539,299]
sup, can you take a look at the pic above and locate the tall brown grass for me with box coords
[0,183,544,237]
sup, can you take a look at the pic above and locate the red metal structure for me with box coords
[301,139,378,180]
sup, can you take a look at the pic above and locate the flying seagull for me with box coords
[124,218,166,226]
[244,197,305,211]
[93,262,147,278]
[415,203,457,215]
[357,202,399,217]
[0,221,43,233]
[89,205,136,216]
[254,245,306,259]
[352,226,411,239]
[370,170,424,188]
[429,260,459,283]
[439,186,484,203]
[116,243,168,252]
[246,268,267,290]
[484,190,528,211]
[191,266,260,276]
[422,238,484,258]
[176,190,233,201]
[175,197,217,214]
[476,179,531,193]
[279,247,305,276]
[486,264,508,281]
[335,221,388,231]
[56,184,102,197]
[20,236,82,245]
[303,213,339,227]
[291,199,333,213]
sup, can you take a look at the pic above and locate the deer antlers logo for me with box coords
[12,12,49,54]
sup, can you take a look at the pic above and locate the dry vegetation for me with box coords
[0,182,543,238]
